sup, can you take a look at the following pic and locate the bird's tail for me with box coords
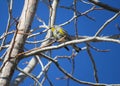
[72,44,81,52]
[64,46,69,51]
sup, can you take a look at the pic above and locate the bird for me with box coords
[50,25,81,52]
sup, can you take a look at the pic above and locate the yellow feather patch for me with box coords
[51,27,55,32]
[59,28,65,35]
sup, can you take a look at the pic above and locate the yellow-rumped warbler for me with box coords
[51,25,81,52]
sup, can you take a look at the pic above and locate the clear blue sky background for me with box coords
[0,0,120,86]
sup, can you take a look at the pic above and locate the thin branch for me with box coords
[0,51,7,60]
[36,55,55,86]
[0,30,15,40]
[37,56,57,79]
[40,77,46,85]
[26,38,50,44]
[86,43,99,83]
[73,0,79,37]
[87,43,110,52]
[95,12,120,36]
[49,0,59,26]
[13,57,38,86]
[0,45,10,49]
[40,53,107,85]
[30,25,48,35]
[29,16,48,34]
[43,71,53,86]
[36,16,47,26]
[16,67,42,86]
[60,6,97,26]
[0,0,13,50]
[28,28,49,38]
[55,61,104,85]
[80,0,92,4]
[18,36,120,58]
[88,0,120,13]
[55,52,78,83]
[36,55,44,69]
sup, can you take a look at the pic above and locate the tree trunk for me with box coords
[0,0,38,86]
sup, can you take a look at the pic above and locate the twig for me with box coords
[73,0,78,37]
[55,51,78,84]
[86,43,99,83]
[49,0,59,26]
[36,52,105,85]
[0,0,13,50]
[88,0,120,13]
[16,67,42,86]
[0,45,10,50]
[36,16,47,26]
[60,6,97,26]
[36,56,57,79]
[28,28,49,39]
[87,43,110,52]
[26,38,50,44]
[43,71,53,86]
[35,55,53,86]
[18,36,120,58]
[95,12,120,36]
[0,30,15,40]
[80,0,92,4]
[13,57,38,86]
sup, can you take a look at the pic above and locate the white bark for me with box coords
[0,0,38,86]
[12,0,59,85]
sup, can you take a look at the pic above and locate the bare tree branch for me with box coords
[0,0,38,85]
[60,5,97,26]
[87,43,110,52]
[0,0,120,85]
[40,52,107,85]
[17,36,120,58]
[86,43,99,83]
[88,0,120,13]
[16,67,42,86]
[13,0,59,85]
[95,12,120,36]
[0,0,13,51]
[12,56,38,86]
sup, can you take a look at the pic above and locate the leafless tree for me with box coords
[0,0,120,86]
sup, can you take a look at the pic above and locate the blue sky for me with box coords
[0,0,120,86]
